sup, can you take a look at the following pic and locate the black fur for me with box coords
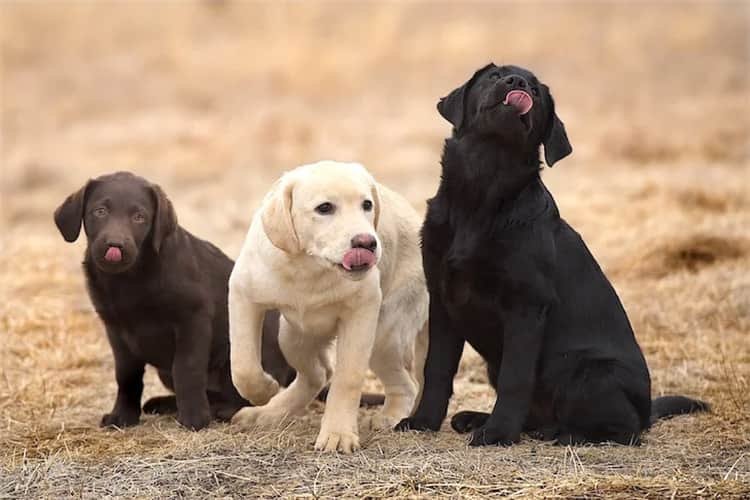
[396,64,708,446]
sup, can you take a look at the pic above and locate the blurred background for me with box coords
[2,1,747,253]
[1,2,749,495]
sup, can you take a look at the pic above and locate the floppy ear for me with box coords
[542,90,573,167]
[150,184,178,254]
[437,63,494,132]
[261,177,300,254]
[370,183,381,230]
[54,181,92,242]
[437,85,468,131]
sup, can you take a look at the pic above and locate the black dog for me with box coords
[396,64,708,446]
[54,172,297,430]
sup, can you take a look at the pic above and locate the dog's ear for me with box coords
[437,63,494,132]
[261,176,300,254]
[150,184,178,254]
[370,183,381,230]
[542,88,572,167]
[54,181,93,242]
[437,86,467,131]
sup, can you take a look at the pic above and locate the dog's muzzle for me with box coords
[342,233,378,271]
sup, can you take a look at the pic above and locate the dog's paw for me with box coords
[364,412,401,431]
[233,371,280,406]
[177,409,211,431]
[231,406,288,428]
[212,403,247,423]
[314,428,360,454]
[100,409,140,428]
[451,411,490,434]
[394,416,441,432]
[468,425,520,447]
[143,395,178,415]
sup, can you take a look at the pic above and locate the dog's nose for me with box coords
[351,233,377,252]
[503,75,528,90]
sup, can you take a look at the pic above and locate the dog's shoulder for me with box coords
[230,212,297,305]
[375,183,422,245]
[372,182,424,289]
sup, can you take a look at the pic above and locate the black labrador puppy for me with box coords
[396,64,708,446]
[54,172,296,430]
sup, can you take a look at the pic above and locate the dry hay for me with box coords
[1,1,749,498]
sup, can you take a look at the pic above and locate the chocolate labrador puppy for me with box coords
[396,64,708,446]
[54,172,296,430]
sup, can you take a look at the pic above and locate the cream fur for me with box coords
[228,160,428,454]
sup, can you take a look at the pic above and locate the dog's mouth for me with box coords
[504,90,533,130]
[104,246,123,262]
[482,90,534,130]
[94,245,134,273]
[338,248,377,273]
[503,90,533,115]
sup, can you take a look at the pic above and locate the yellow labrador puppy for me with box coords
[229,160,428,453]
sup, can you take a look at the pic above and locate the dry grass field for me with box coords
[1,1,749,498]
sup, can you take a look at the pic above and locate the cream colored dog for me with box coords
[228,160,428,453]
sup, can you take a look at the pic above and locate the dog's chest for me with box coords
[119,321,177,368]
[279,303,341,337]
[267,267,368,337]
[91,285,177,368]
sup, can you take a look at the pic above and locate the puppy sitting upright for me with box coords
[229,160,428,454]
[54,172,294,430]
[396,64,707,446]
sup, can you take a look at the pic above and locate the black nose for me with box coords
[351,233,377,252]
[503,74,528,90]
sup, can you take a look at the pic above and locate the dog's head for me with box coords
[438,63,572,166]
[260,160,381,281]
[54,172,177,274]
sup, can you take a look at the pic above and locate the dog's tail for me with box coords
[315,386,385,407]
[650,395,710,424]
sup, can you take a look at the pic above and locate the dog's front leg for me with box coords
[314,293,381,454]
[228,279,279,405]
[101,326,145,428]
[469,306,547,446]
[395,296,464,432]
[172,313,213,430]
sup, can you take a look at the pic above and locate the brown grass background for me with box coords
[1,1,749,498]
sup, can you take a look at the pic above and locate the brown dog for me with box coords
[54,171,296,430]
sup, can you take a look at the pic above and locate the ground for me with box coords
[1,1,749,498]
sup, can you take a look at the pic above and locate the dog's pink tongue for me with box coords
[105,246,122,262]
[503,90,533,115]
[342,248,376,271]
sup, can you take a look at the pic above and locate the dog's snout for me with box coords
[351,233,377,252]
[503,75,528,90]
[105,240,124,249]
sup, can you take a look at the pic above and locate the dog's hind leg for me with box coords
[232,318,332,428]
[143,395,178,415]
[367,281,429,430]
[142,369,178,415]
[451,411,490,433]
[368,342,418,430]
[554,361,649,446]
[411,323,429,414]
[367,307,424,430]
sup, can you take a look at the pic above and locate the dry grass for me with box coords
[1,1,749,498]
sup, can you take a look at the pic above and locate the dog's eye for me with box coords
[132,212,146,224]
[489,72,501,80]
[315,202,335,215]
[362,200,373,212]
[531,87,540,96]
[93,207,108,218]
